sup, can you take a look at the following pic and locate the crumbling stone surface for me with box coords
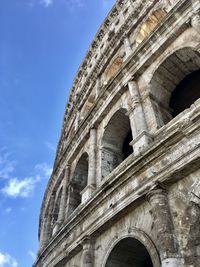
[33,0,200,266]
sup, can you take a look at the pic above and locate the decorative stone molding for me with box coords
[191,13,200,35]
[102,228,161,267]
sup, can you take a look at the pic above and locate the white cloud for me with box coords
[0,150,16,180]
[28,251,36,260]
[0,252,18,267]
[1,177,37,198]
[35,163,52,177]
[40,0,53,7]
[0,148,52,198]
[1,163,52,198]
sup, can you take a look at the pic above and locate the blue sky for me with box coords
[0,0,115,266]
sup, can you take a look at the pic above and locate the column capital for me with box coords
[146,186,168,201]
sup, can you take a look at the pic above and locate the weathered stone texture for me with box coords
[33,0,200,266]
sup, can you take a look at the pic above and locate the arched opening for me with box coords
[169,69,200,118]
[101,109,133,179]
[150,47,200,127]
[68,152,88,215]
[105,237,154,267]
[52,188,62,225]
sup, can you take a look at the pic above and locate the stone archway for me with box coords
[150,47,200,126]
[101,108,133,179]
[169,69,200,118]
[68,152,88,216]
[105,237,155,267]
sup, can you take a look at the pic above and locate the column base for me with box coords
[130,131,153,155]
[81,185,96,204]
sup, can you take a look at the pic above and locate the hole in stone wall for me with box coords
[105,237,154,267]
[169,69,200,118]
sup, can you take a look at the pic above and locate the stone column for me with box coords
[81,237,94,267]
[128,81,152,155]
[75,111,80,131]
[191,14,200,35]
[40,195,54,249]
[124,36,132,60]
[95,78,101,99]
[81,129,97,204]
[147,188,181,267]
[58,166,70,223]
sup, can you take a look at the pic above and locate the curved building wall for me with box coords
[34,0,200,266]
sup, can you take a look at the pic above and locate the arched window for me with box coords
[68,153,88,215]
[51,188,63,235]
[105,237,154,267]
[101,109,133,179]
[169,70,200,118]
[150,47,200,126]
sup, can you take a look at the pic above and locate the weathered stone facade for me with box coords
[33,0,200,266]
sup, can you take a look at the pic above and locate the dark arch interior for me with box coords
[53,189,63,223]
[123,130,133,159]
[169,69,200,118]
[105,237,154,267]
[68,153,88,215]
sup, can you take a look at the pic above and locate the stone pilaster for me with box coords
[81,237,94,267]
[81,129,97,204]
[191,13,200,35]
[75,112,80,131]
[147,188,181,267]
[58,166,70,223]
[128,81,152,155]
[40,195,54,249]
[95,78,101,99]
[124,36,132,60]
[182,182,200,267]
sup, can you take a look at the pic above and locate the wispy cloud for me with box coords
[36,0,85,9]
[45,141,56,152]
[40,0,53,7]
[28,250,36,261]
[35,163,52,177]
[0,149,16,180]
[0,148,52,198]
[64,0,84,8]
[1,177,38,198]
[0,252,18,267]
